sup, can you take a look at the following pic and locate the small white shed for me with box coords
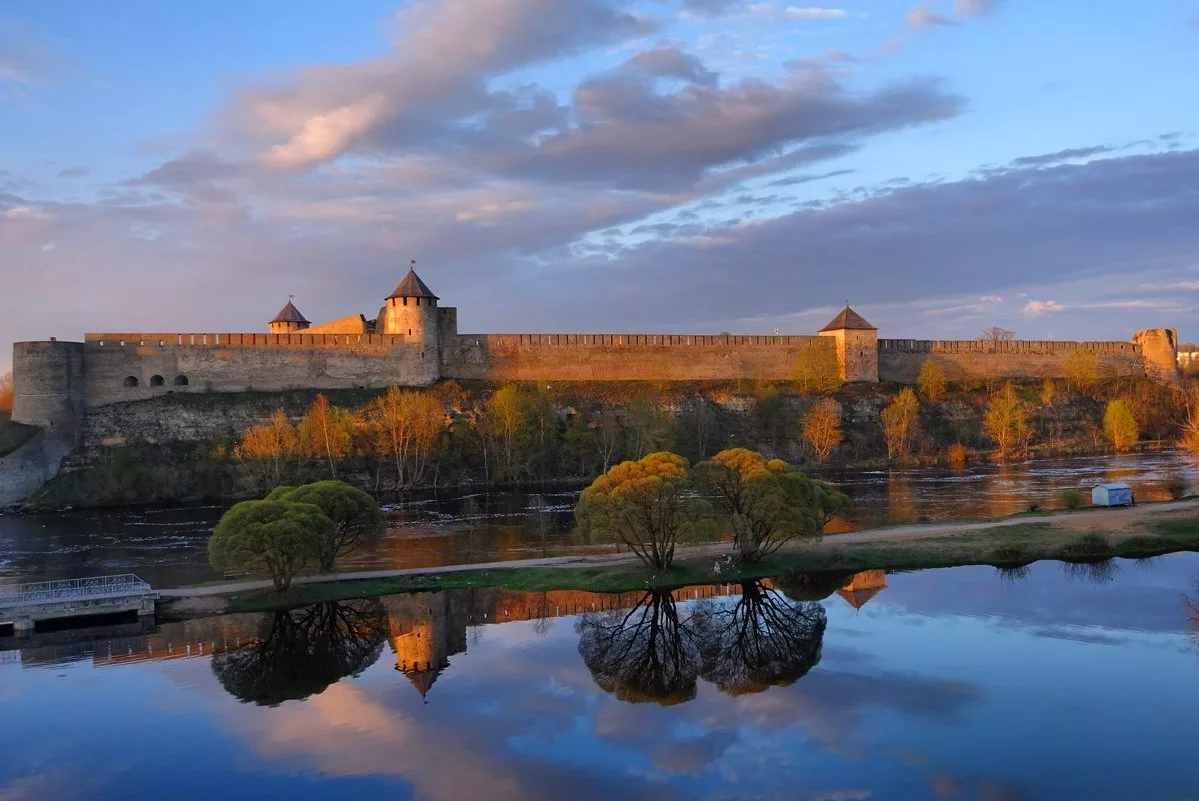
[1092,482,1134,507]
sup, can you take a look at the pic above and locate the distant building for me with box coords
[1092,483,1133,507]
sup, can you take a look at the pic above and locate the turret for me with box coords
[1133,328,1181,383]
[381,262,439,346]
[269,299,310,334]
[819,306,879,382]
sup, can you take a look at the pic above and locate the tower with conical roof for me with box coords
[269,299,310,334]
[380,260,441,383]
[819,305,878,383]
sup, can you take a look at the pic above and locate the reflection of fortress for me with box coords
[3,574,888,695]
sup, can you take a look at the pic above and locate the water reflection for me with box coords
[577,591,699,705]
[691,580,826,695]
[211,600,388,706]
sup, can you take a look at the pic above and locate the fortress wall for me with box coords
[877,339,1144,383]
[80,333,435,408]
[11,341,86,434]
[441,333,831,382]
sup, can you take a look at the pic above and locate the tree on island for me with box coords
[575,452,712,571]
[693,449,848,563]
[208,499,333,592]
[271,480,385,571]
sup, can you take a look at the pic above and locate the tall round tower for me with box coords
[381,262,440,345]
[269,299,310,334]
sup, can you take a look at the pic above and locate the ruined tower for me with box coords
[819,306,879,383]
[1133,328,1181,383]
[268,299,310,334]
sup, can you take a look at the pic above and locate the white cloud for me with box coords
[785,7,848,20]
[1021,300,1066,316]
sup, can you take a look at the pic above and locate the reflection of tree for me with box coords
[1185,591,1199,655]
[212,599,388,706]
[774,572,852,602]
[1059,559,1120,584]
[576,591,699,705]
[692,581,826,696]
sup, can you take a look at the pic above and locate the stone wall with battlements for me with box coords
[441,333,832,382]
[877,338,1146,383]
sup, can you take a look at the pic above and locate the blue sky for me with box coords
[2,0,1198,372]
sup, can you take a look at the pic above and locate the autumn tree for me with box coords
[1041,379,1058,406]
[1180,388,1199,455]
[979,326,1015,343]
[803,398,842,462]
[1065,348,1099,391]
[298,394,354,478]
[1104,399,1139,452]
[233,409,298,486]
[574,452,712,571]
[274,481,384,571]
[482,384,533,481]
[693,448,849,562]
[0,372,12,416]
[795,345,843,394]
[365,386,446,488]
[208,499,332,592]
[983,381,1029,460]
[880,388,920,460]
[917,359,947,402]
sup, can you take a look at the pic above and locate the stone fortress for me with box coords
[9,262,1183,438]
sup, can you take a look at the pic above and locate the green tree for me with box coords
[625,390,674,457]
[208,500,332,592]
[1104,399,1139,452]
[274,480,384,571]
[563,414,599,476]
[983,381,1029,459]
[917,359,947,402]
[693,448,849,562]
[1065,348,1099,391]
[574,452,712,571]
[880,388,920,460]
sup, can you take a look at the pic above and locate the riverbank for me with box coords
[157,497,1199,618]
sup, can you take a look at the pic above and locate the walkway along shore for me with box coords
[159,498,1199,609]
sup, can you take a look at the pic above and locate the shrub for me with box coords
[947,443,968,467]
[1165,478,1187,500]
[1058,488,1086,510]
[1026,501,1040,513]
[208,499,333,592]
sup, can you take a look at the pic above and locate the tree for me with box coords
[211,600,388,706]
[1041,379,1058,406]
[574,452,712,571]
[275,480,384,571]
[1065,348,1099,391]
[596,406,623,473]
[693,449,848,562]
[625,390,674,458]
[298,394,354,478]
[483,384,533,481]
[880,388,920,460]
[983,381,1029,459]
[979,326,1015,343]
[0,371,12,416]
[1180,388,1199,455]
[208,499,332,592]
[1104,399,1139,452]
[795,345,842,394]
[563,414,599,476]
[803,398,843,462]
[917,359,947,402]
[576,591,699,705]
[690,580,826,695]
[233,409,297,486]
[365,386,446,488]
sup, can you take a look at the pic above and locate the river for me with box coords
[2,552,1197,799]
[1,450,1195,587]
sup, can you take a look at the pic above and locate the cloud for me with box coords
[0,19,61,90]
[1009,145,1114,168]
[954,0,1003,18]
[1021,300,1066,316]
[55,166,89,179]
[907,6,957,30]
[681,0,745,17]
[784,7,849,20]
[624,46,717,85]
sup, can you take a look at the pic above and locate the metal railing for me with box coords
[0,574,153,609]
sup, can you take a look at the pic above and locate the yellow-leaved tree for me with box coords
[233,408,298,486]
[365,386,446,488]
[803,398,843,462]
[795,344,843,394]
[917,359,947,402]
[1104,399,1139,452]
[982,381,1029,460]
[298,394,354,478]
[574,452,712,571]
[880,388,920,460]
[1065,348,1099,392]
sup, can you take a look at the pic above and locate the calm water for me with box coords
[1,451,1196,587]
[3,554,1199,800]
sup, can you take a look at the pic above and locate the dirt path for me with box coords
[160,499,1199,600]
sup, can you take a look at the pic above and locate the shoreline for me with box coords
[158,497,1199,618]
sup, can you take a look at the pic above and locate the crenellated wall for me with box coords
[877,338,1145,383]
[440,333,831,382]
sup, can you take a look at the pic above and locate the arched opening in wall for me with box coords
[150,375,165,387]
[174,375,189,386]
[123,376,139,388]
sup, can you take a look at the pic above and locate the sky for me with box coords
[1,0,1198,373]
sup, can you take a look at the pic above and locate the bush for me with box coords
[1026,501,1040,513]
[947,443,967,467]
[1165,478,1187,500]
[208,499,333,592]
[1058,488,1086,510]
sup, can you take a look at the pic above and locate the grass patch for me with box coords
[0,419,38,458]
